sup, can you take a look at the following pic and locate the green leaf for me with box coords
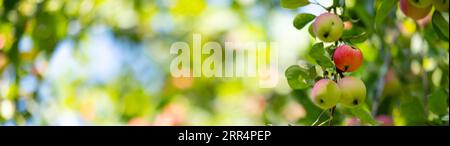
[442,114,449,122]
[333,0,340,7]
[350,32,368,44]
[340,15,351,21]
[309,43,334,69]
[3,0,20,13]
[342,27,369,44]
[285,65,314,89]
[308,24,316,38]
[280,0,309,9]
[400,96,427,125]
[293,13,316,30]
[33,12,68,56]
[324,45,336,56]
[432,11,449,41]
[429,88,449,116]
[350,106,379,125]
[308,65,317,80]
[374,0,397,26]
[353,1,374,33]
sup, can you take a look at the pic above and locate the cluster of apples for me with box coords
[310,12,366,109]
[400,0,449,20]
[311,76,366,109]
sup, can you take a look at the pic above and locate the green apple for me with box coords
[313,13,344,42]
[408,0,433,8]
[311,79,341,109]
[338,76,366,107]
[433,0,449,12]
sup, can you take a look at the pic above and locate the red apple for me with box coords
[333,45,363,72]
[400,0,432,20]
[408,0,432,8]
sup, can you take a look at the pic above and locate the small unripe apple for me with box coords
[433,0,449,12]
[382,69,401,97]
[400,0,432,20]
[311,79,341,109]
[376,115,394,126]
[313,13,344,42]
[333,45,363,72]
[0,34,5,49]
[346,117,361,126]
[347,115,393,126]
[343,21,353,30]
[338,76,366,107]
[408,0,432,8]
[128,117,151,126]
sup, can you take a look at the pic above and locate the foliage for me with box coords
[283,0,449,126]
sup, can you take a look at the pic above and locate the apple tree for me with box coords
[282,0,449,126]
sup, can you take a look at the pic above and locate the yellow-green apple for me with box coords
[338,76,366,107]
[382,68,401,97]
[311,79,341,109]
[313,13,344,42]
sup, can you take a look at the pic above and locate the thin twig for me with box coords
[311,109,328,126]
[416,21,430,118]
[318,117,333,126]
[371,34,391,115]
[310,1,328,11]
[423,70,429,118]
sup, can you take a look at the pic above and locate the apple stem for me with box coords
[323,70,329,78]
[328,44,343,126]
[334,66,344,82]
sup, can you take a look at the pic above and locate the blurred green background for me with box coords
[0,0,448,126]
